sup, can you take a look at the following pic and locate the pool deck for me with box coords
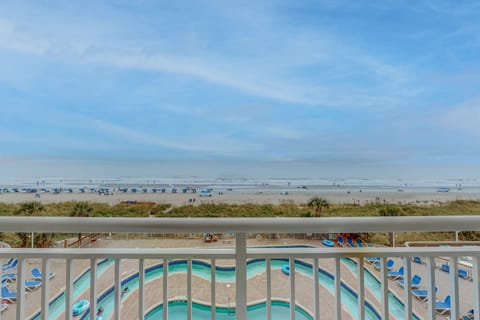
[1,238,474,319]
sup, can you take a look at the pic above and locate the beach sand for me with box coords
[0,187,478,206]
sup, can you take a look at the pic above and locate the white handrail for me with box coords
[1,216,480,233]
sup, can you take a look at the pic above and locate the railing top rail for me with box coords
[1,216,480,233]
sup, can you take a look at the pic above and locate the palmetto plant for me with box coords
[71,202,94,242]
[307,197,329,217]
[16,201,47,247]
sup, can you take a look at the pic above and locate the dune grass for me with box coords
[1,200,480,247]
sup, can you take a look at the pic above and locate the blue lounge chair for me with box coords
[413,256,422,264]
[387,266,404,280]
[356,239,365,247]
[2,258,15,268]
[366,257,380,263]
[25,280,42,291]
[398,274,422,289]
[374,259,394,271]
[346,237,356,247]
[2,259,18,272]
[31,267,55,280]
[412,287,437,302]
[1,286,17,303]
[435,295,451,315]
[458,269,470,280]
[1,273,16,283]
[441,264,450,273]
[337,236,345,247]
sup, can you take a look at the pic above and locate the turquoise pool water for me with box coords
[145,300,312,320]
[30,259,113,320]
[79,259,380,320]
[342,258,420,320]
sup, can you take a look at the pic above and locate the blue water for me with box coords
[79,259,381,320]
[30,259,113,320]
[342,258,420,320]
[145,300,312,320]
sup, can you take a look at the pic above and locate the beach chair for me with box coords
[413,256,422,264]
[441,264,450,273]
[398,274,422,289]
[1,273,16,283]
[387,266,404,280]
[356,239,365,247]
[2,259,18,272]
[24,280,42,291]
[366,257,380,263]
[337,236,345,247]
[374,259,394,271]
[458,269,470,280]
[2,258,15,268]
[0,303,7,313]
[435,295,451,315]
[1,286,18,303]
[412,287,437,302]
[31,267,55,281]
[346,237,356,247]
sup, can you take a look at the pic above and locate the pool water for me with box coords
[342,258,420,320]
[30,259,113,320]
[79,259,381,320]
[145,300,312,320]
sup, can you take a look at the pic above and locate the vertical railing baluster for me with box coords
[426,256,436,319]
[403,257,412,320]
[41,258,50,320]
[313,258,320,320]
[163,257,169,320]
[266,258,272,320]
[235,233,247,320]
[90,258,97,320]
[290,258,296,320]
[473,255,480,320]
[211,259,216,320]
[380,257,389,320]
[449,256,459,320]
[187,258,192,320]
[139,259,145,320]
[114,258,121,320]
[65,258,73,320]
[16,258,26,320]
[0,260,2,320]
[334,258,341,319]
[357,258,365,320]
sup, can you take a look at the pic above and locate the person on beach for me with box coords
[461,309,474,320]
[121,287,129,299]
[96,307,104,320]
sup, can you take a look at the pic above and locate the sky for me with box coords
[1,0,480,179]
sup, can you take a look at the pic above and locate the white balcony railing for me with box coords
[0,216,480,320]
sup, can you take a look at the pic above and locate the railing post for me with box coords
[16,258,26,320]
[449,256,459,320]
[357,258,365,320]
[474,256,480,320]
[403,258,412,320]
[426,257,436,319]
[235,233,247,320]
[90,258,97,320]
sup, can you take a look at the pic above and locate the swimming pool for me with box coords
[144,300,312,320]
[30,258,113,320]
[79,259,381,320]
[342,258,421,320]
